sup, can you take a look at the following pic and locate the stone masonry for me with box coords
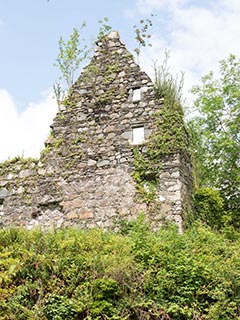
[0,31,193,232]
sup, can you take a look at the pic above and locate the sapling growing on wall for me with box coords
[54,23,89,104]
[97,17,112,40]
[53,18,113,105]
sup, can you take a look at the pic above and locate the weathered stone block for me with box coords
[79,210,94,220]
[66,210,79,220]
[88,159,97,166]
[0,188,8,198]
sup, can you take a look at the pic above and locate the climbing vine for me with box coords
[133,105,189,204]
[133,51,189,204]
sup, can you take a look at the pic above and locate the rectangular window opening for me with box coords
[132,88,141,101]
[132,126,145,144]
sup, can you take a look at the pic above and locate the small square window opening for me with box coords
[132,126,144,144]
[132,88,141,101]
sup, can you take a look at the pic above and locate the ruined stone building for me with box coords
[0,31,193,232]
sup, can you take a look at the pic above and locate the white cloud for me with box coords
[222,0,240,11]
[0,89,58,162]
[136,0,188,13]
[134,0,240,106]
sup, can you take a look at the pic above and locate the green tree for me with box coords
[53,23,89,104]
[53,18,112,105]
[189,54,240,225]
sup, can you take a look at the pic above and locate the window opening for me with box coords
[132,126,144,144]
[132,88,141,101]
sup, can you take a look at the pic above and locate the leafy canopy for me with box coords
[189,54,240,224]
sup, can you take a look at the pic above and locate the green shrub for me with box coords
[0,222,239,319]
[44,294,78,320]
[193,187,227,229]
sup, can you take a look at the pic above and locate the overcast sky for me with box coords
[1,0,240,161]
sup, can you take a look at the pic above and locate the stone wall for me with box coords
[0,31,193,231]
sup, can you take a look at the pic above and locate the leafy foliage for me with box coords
[193,187,226,230]
[53,23,89,103]
[189,54,240,226]
[133,106,188,202]
[133,53,188,204]
[153,51,185,112]
[1,222,239,319]
[133,15,155,59]
[97,17,112,40]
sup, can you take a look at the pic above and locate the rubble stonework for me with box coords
[0,31,193,232]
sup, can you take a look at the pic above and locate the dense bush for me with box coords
[0,219,240,319]
[193,187,227,230]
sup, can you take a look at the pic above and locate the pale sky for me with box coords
[1,0,240,161]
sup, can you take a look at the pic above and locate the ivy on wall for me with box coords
[133,104,189,204]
